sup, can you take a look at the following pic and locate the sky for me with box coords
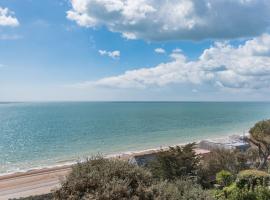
[1,0,270,101]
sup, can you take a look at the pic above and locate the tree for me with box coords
[249,120,270,169]
[147,143,200,181]
[197,148,248,188]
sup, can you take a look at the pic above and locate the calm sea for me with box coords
[1,102,270,174]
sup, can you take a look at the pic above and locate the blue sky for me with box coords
[1,0,270,101]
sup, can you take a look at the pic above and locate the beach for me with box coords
[0,165,70,200]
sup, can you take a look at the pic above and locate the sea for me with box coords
[1,102,270,175]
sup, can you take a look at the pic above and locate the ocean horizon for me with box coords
[1,101,270,175]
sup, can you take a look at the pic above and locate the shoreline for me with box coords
[0,133,244,199]
[0,132,246,177]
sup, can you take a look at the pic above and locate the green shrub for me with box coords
[54,157,154,200]
[152,179,214,200]
[236,169,270,190]
[54,156,214,200]
[216,170,234,187]
[147,143,200,181]
[217,185,270,200]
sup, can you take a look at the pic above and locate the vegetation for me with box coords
[152,179,213,200]
[215,169,270,200]
[54,157,154,200]
[236,169,270,190]
[216,170,233,187]
[147,143,200,180]
[249,119,270,169]
[53,155,213,200]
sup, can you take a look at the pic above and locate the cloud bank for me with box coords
[0,7,19,27]
[67,0,270,41]
[76,34,270,90]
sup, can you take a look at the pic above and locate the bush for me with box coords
[216,170,234,187]
[152,179,214,200]
[216,185,270,200]
[54,157,154,200]
[236,169,270,190]
[147,143,200,181]
[54,156,214,200]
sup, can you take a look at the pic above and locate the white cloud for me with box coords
[77,34,270,90]
[154,48,166,54]
[98,49,120,59]
[0,7,19,27]
[172,48,182,53]
[67,0,270,41]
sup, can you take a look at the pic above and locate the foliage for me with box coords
[152,179,214,200]
[53,155,214,200]
[147,143,200,181]
[54,156,154,200]
[236,169,270,190]
[249,119,270,169]
[197,148,248,188]
[216,185,270,200]
[216,170,234,187]
[215,169,270,200]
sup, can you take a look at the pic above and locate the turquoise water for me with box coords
[1,102,270,174]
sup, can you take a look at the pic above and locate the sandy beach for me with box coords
[0,165,71,200]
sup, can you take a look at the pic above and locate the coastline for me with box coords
[0,134,242,199]
[0,130,246,177]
